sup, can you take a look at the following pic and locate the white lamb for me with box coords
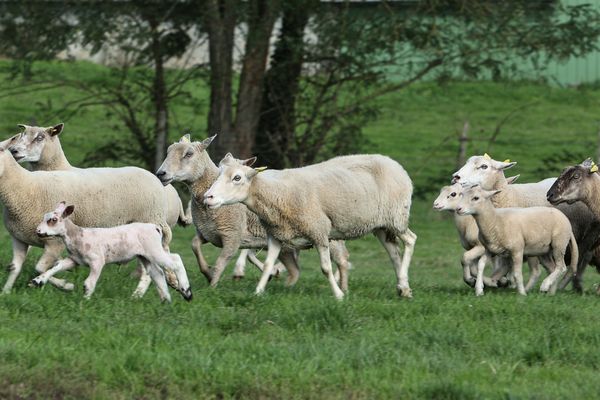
[433,180,539,289]
[455,186,578,296]
[31,202,191,301]
[204,153,416,300]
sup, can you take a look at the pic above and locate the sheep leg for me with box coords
[475,252,489,296]
[131,264,153,299]
[30,258,78,287]
[557,250,590,292]
[232,249,250,280]
[255,236,282,296]
[149,251,192,301]
[191,234,212,283]
[316,244,345,300]
[524,256,542,292]
[139,258,171,303]
[83,260,105,300]
[511,251,526,296]
[210,241,240,287]
[489,257,510,287]
[330,241,350,292]
[540,251,567,295]
[245,250,284,278]
[461,246,486,288]
[278,249,300,287]
[397,229,417,298]
[2,237,29,294]
[34,242,74,291]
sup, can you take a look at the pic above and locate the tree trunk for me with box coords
[228,0,281,159]
[254,0,311,168]
[150,17,169,172]
[204,0,237,160]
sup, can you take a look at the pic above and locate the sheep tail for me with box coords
[568,231,578,275]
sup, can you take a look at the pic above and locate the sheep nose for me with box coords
[10,148,18,155]
[156,170,166,178]
[452,175,460,183]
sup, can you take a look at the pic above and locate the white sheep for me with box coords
[8,123,190,227]
[156,135,351,290]
[0,145,178,299]
[456,186,578,296]
[6,123,188,296]
[30,202,191,301]
[453,154,600,293]
[204,153,416,300]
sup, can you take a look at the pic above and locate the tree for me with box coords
[203,0,282,159]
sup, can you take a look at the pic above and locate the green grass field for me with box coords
[1,61,600,399]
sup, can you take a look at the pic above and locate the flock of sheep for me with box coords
[0,123,598,301]
[434,154,600,296]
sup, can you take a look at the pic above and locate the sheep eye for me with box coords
[51,217,57,222]
[35,135,44,142]
[450,192,456,197]
[480,165,488,170]
[473,196,480,201]
[184,151,193,158]
[574,173,581,180]
[233,175,241,182]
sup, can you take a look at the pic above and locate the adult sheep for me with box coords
[0,144,188,301]
[156,135,350,289]
[8,123,189,227]
[204,153,416,300]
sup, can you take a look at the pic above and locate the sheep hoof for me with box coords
[497,278,510,288]
[5,263,14,272]
[29,278,43,288]
[181,287,193,302]
[475,290,484,297]
[61,282,75,291]
[232,275,244,281]
[398,287,412,298]
[463,278,476,288]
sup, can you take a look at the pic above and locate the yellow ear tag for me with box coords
[503,159,510,163]
[483,153,491,160]
[591,164,598,173]
[180,134,191,143]
[255,166,268,173]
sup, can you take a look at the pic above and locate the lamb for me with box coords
[453,154,600,293]
[30,202,191,301]
[156,135,351,289]
[6,123,188,295]
[433,180,541,289]
[203,153,416,300]
[455,186,578,296]
[0,146,184,300]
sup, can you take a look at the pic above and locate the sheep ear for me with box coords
[219,152,235,167]
[506,174,520,184]
[63,205,75,218]
[55,201,67,213]
[242,156,257,167]
[492,159,516,170]
[197,134,216,151]
[484,189,501,198]
[47,123,64,137]
[179,134,191,143]
[17,124,28,130]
